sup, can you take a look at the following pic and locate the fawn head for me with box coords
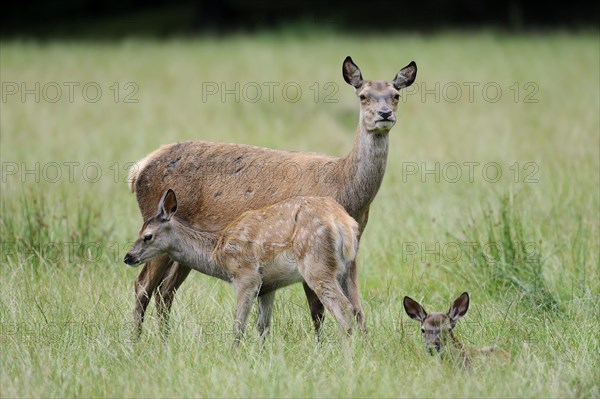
[403,292,470,354]
[342,56,417,134]
[124,189,179,267]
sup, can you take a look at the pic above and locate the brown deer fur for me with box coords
[128,56,417,337]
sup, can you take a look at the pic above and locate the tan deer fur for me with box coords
[128,56,417,337]
[124,189,361,343]
[403,292,508,367]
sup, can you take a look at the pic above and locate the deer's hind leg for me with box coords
[303,283,325,336]
[302,262,355,337]
[341,259,366,334]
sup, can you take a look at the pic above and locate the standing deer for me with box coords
[124,189,361,343]
[403,292,508,367]
[128,56,417,337]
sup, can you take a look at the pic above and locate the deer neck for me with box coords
[450,331,465,352]
[340,121,390,218]
[446,331,471,366]
[168,219,230,281]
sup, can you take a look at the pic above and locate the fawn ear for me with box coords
[158,189,178,221]
[403,296,427,322]
[448,292,469,327]
[393,61,417,90]
[343,56,365,90]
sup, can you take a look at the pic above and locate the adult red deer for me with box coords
[128,56,417,337]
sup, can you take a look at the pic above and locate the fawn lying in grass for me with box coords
[403,292,508,367]
[124,189,363,345]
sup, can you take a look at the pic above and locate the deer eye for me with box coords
[421,327,425,335]
[359,94,367,101]
[143,234,153,242]
[394,94,400,101]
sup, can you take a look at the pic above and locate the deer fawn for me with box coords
[124,189,362,344]
[128,56,417,337]
[403,292,507,367]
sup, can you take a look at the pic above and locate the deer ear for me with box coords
[342,56,365,89]
[158,189,178,221]
[393,61,417,90]
[448,292,469,326]
[403,296,427,322]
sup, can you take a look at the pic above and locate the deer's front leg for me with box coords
[257,291,276,338]
[155,261,192,338]
[133,253,173,339]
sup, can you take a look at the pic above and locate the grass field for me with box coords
[1,31,599,397]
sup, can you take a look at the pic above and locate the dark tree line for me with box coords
[1,0,598,38]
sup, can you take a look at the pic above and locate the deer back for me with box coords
[132,141,341,231]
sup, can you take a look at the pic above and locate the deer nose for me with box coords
[124,253,136,266]
[378,110,392,120]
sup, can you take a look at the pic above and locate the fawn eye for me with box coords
[143,234,153,242]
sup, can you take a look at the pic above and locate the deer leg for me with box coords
[257,291,276,338]
[341,259,366,334]
[303,282,325,336]
[232,272,262,346]
[304,274,354,338]
[133,253,173,338]
[155,261,191,338]
[317,283,354,337]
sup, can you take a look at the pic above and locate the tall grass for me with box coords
[1,188,112,269]
[448,193,560,312]
[0,31,598,397]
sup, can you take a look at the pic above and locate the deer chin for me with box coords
[365,119,395,133]
[427,346,444,356]
[376,118,395,127]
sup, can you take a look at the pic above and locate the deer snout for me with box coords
[426,342,441,355]
[378,109,393,120]
[123,253,140,267]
